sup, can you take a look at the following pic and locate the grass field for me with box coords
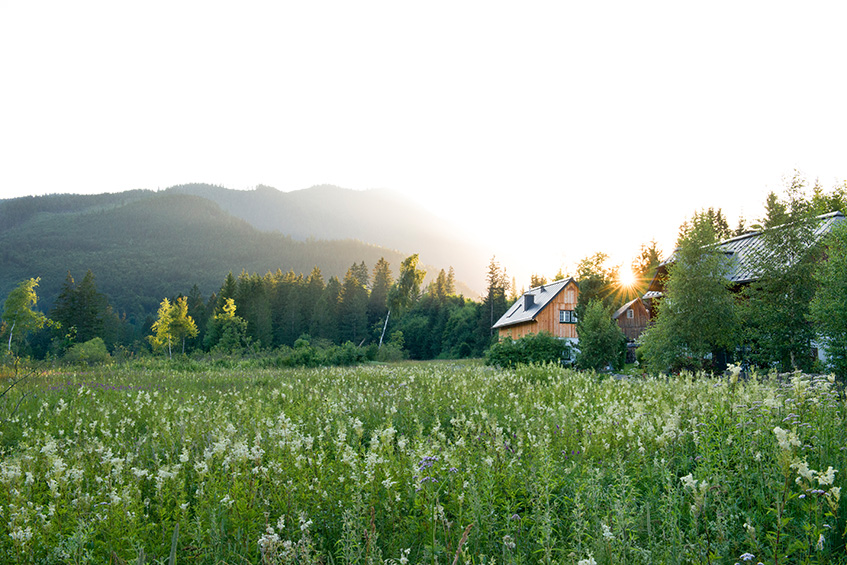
[0,360,844,564]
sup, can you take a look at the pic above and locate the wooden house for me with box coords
[612,297,650,362]
[612,297,650,341]
[492,278,579,347]
[642,210,845,363]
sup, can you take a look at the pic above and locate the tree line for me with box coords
[1,254,515,364]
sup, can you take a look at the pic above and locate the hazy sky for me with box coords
[2,2,846,289]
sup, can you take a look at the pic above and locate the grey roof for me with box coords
[648,211,845,293]
[492,278,575,329]
[717,211,844,283]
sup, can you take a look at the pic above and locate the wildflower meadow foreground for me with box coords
[0,361,844,564]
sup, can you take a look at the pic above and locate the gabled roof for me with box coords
[647,211,845,293]
[717,211,844,284]
[492,278,575,329]
[612,297,643,320]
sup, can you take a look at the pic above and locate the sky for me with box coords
[2,2,846,290]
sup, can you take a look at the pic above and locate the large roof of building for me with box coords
[649,211,844,291]
[721,211,844,283]
[492,277,575,329]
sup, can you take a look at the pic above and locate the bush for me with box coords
[64,337,111,366]
[575,299,627,372]
[485,332,571,368]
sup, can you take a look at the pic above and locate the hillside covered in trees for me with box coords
[0,187,508,361]
[0,187,479,319]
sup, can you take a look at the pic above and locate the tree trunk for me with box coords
[379,309,390,348]
[6,320,15,352]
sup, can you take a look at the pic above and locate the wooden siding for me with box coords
[615,299,650,341]
[498,280,579,341]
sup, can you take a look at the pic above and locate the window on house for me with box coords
[627,309,634,319]
[559,309,577,324]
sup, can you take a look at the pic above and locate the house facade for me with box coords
[492,278,579,344]
[612,297,650,341]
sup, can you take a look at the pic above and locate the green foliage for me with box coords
[149,297,199,358]
[811,219,847,380]
[741,180,821,372]
[205,298,251,354]
[63,337,111,365]
[480,256,509,343]
[389,254,426,315]
[3,363,843,563]
[575,299,626,372]
[0,192,411,324]
[639,212,739,374]
[575,252,619,319]
[485,331,571,368]
[2,278,51,354]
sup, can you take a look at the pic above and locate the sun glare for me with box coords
[619,267,636,288]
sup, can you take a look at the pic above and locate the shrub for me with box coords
[485,331,571,368]
[63,337,111,366]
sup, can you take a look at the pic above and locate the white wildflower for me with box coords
[602,522,613,540]
[817,466,837,486]
[577,556,597,565]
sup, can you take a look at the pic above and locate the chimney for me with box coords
[524,294,535,310]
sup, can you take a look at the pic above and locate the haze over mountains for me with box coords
[0,184,486,320]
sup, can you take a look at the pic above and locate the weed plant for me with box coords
[0,361,844,564]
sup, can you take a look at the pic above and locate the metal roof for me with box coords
[718,211,844,283]
[492,278,575,329]
[647,211,844,294]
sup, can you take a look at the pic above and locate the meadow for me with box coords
[0,360,844,564]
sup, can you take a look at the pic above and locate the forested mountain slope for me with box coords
[166,183,486,288]
[0,192,411,320]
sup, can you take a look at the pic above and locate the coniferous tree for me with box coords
[445,267,457,296]
[480,256,508,341]
[339,264,369,344]
[51,270,109,345]
[311,276,342,343]
[235,271,273,348]
[303,267,325,332]
[368,258,393,329]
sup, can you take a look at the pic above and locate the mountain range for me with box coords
[0,184,486,321]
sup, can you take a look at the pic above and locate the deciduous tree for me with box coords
[2,278,51,354]
[638,212,739,373]
[810,219,847,380]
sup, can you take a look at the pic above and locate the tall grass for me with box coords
[0,361,844,564]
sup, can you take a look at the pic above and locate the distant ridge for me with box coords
[165,183,486,290]
[0,185,482,321]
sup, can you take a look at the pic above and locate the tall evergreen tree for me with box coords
[480,256,508,340]
[339,264,369,344]
[368,258,393,329]
[51,270,109,345]
[303,267,326,334]
[311,276,342,343]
